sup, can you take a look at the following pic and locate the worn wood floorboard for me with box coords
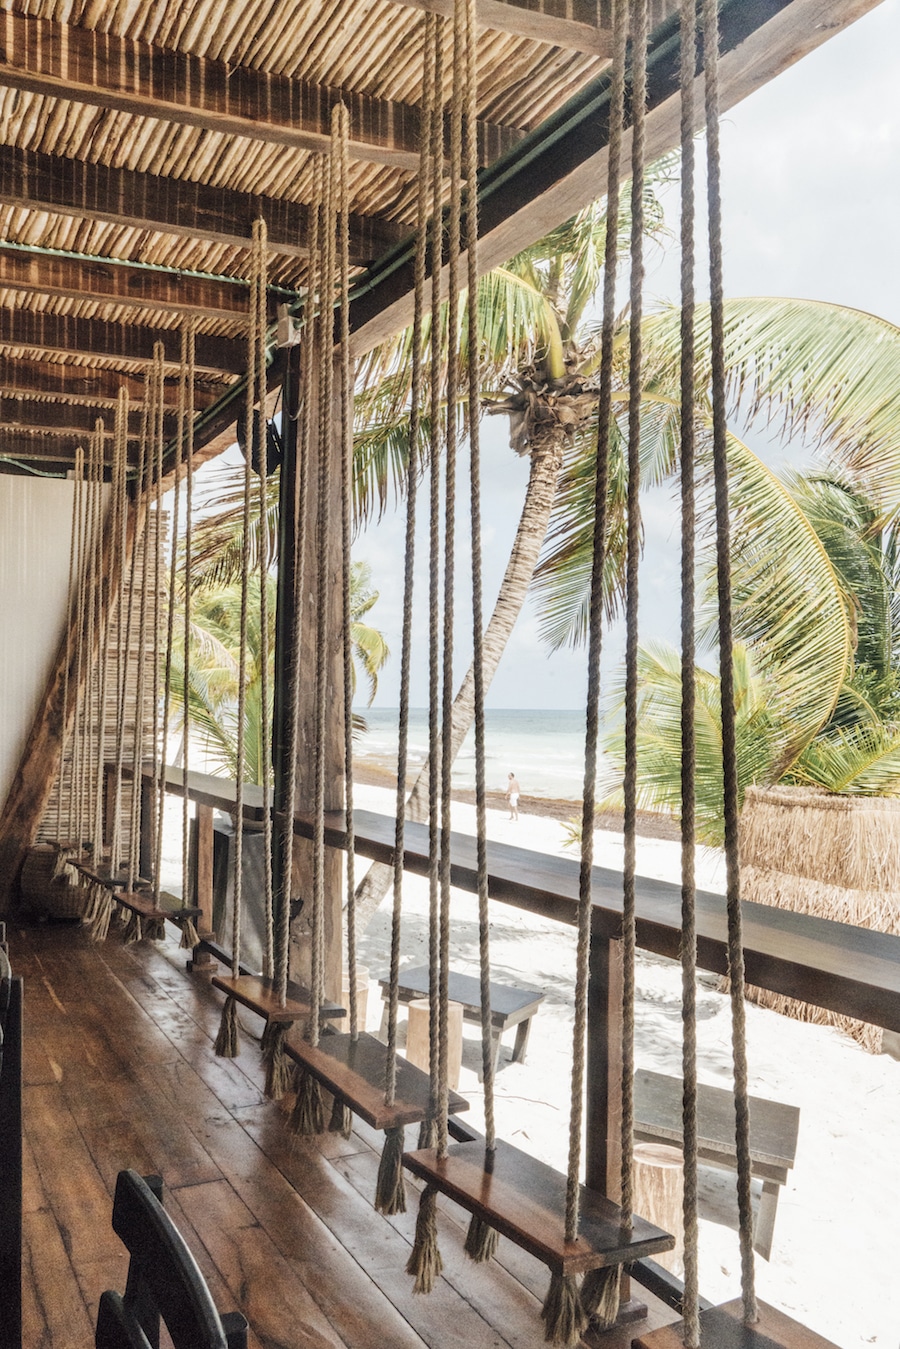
[11,922,675,1349]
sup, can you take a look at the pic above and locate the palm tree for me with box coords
[169,564,389,784]
[596,469,900,843]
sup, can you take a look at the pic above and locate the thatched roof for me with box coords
[0,0,881,478]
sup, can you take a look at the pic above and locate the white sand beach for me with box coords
[348,784,900,1349]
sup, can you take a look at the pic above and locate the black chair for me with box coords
[95,1170,247,1349]
[0,938,22,1349]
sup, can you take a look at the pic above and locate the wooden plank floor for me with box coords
[10,921,677,1349]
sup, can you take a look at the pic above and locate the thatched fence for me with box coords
[739,784,900,1052]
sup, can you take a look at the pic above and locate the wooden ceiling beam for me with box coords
[0,428,132,465]
[0,13,521,170]
[349,0,883,353]
[388,0,612,55]
[0,308,244,374]
[0,395,171,438]
[0,145,405,264]
[0,245,265,323]
[0,357,225,410]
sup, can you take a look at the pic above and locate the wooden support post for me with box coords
[103,762,116,855]
[277,349,344,1010]
[187,800,216,974]
[586,929,624,1198]
[586,930,644,1322]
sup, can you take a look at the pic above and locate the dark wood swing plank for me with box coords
[632,1299,840,1349]
[403,1139,674,1276]
[71,857,129,890]
[284,1031,470,1130]
[211,973,317,1024]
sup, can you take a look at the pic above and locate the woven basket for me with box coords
[20,844,87,921]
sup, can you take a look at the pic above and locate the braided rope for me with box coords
[425,13,445,1143]
[621,0,649,1228]
[679,0,700,1341]
[182,323,196,909]
[703,0,757,1323]
[434,0,466,1161]
[251,219,275,979]
[128,364,156,889]
[57,445,83,844]
[311,153,338,1047]
[93,406,125,860]
[386,11,434,1105]
[462,0,494,1153]
[155,344,187,908]
[110,391,130,875]
[232,228,265,979]
[149,367,166,890]
[331,104,360,1039]
[71,438,87,852]
[278,182,319,1004]
[567,0,627,1248]
[82,425,101,856]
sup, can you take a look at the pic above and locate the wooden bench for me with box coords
[633,1068,800,1261]
[378,964,544,1079]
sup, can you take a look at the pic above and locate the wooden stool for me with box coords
[405,999,464,1090]
[633,1143,684,1276]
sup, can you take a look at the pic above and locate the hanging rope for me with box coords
[56,444,83,851]
[703,0,758,1324]
[375,10,436,1217]
[289,159,330,1134]
[678,0,700,1342]
[621,0,649,1239]
[252,219,275,984]
[109,389,131,882]
[215,223,267,1057]
[71,423,90,856]
[460,0,498,1268]
[552,0,627,1341]
[155,346,187,917]
[126,363,156,893]
[420,8,445,1160]
[145,343,167,940]
[181,323,199,950]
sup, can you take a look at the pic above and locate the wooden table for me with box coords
[378,964,544,1079]
[633,1068,800,1261]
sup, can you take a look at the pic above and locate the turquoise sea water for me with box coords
[354,707,596,801]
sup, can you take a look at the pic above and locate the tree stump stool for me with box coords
[633,1143,684,1276]
[406,999,464,1090]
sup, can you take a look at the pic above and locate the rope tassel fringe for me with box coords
[541,1271,589,1347]
[463,1214,498,1263]
[406,1183,442,1294]
[289,1066,325,1135]
[328,1093,353,1139]
[580,1263,621,1330]
[214,994,240,1058]
[262,1022,292,1101]
[374,1125,406,1214]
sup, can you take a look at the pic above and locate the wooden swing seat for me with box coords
[117,891,202,928]
[284,1031,470,1131]
[210,973,319,1024]
[403,1139,674,1276]
[71,858,130,890]
[632,1298,840,1348]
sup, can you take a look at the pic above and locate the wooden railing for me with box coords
[125,763,900,1198]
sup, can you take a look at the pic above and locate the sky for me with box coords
[352,0,900,711]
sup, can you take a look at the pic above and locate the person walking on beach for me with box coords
[505,772,521,821]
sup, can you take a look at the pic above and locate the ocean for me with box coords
[354,707,596,801]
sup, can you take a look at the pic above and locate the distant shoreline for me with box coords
[353,760,682,841]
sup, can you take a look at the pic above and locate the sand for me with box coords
[349,784,900,1349]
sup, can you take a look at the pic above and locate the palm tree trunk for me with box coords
[352,433,566,932]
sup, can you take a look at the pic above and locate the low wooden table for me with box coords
[378,964,544,1079]
[633,1068,800,1261]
